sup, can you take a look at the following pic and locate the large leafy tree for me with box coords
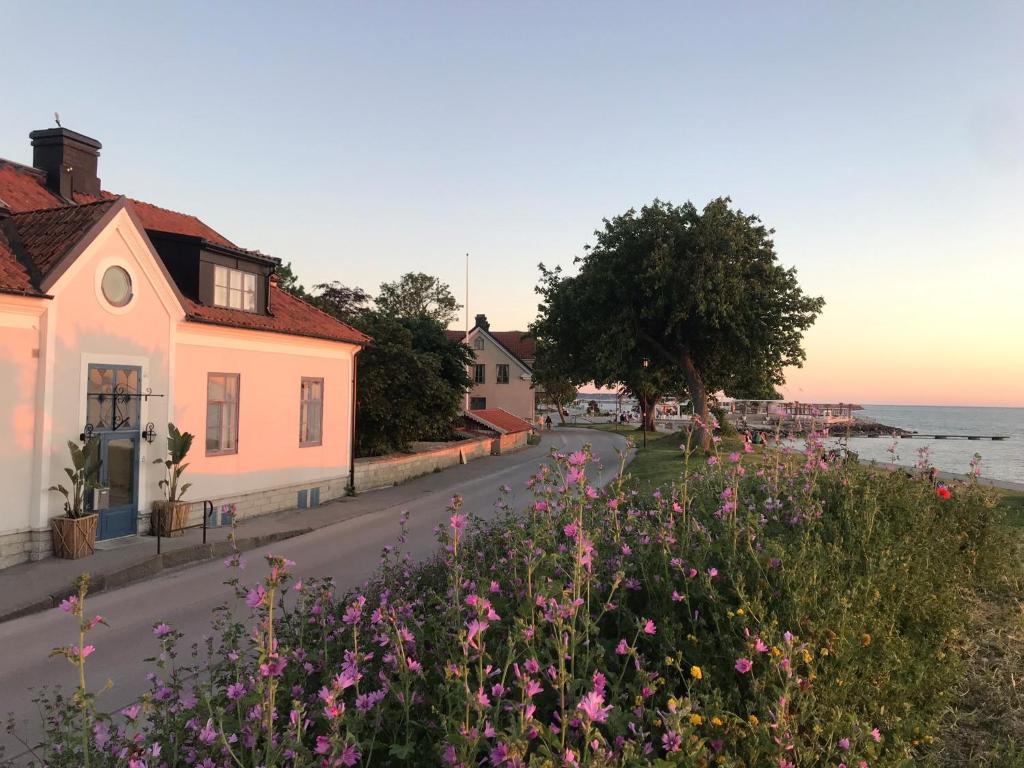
[531,198,824,448]
[376,272,462,325]
[531,342,579,424]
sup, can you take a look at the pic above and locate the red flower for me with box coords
[936,485,951,500]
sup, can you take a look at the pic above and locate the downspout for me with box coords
[348,348,360,495]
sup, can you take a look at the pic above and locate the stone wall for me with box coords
[494,431,528,455]
[0,529,52,571]
[353,436,493,492]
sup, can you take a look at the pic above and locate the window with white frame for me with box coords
[207,373,239,454]
[300,378,324,446]
[496,364,510,384]
[473,336,485,350]
[474,364,486,384]
[213,266,257,312]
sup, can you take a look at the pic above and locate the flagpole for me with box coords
[464,252,470,411]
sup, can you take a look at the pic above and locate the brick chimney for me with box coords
[474,313,489,331]
[29,127,102,200]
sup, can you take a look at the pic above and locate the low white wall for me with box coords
[354,436,492,492]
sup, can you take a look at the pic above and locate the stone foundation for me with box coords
[0,527,56,570]
[353,436,492,492]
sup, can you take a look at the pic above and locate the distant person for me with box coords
[545,415,552,431]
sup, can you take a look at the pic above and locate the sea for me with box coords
[839,405,1024,485]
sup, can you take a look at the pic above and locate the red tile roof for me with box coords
[0,151,367,345]
[184,285,371,345]
[10,199,116,275]
[447,328,536,366]
[465,408,535,434]
[0,161,64,212]
[0,226,36,295]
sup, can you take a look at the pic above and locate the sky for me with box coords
[3,2,1022,407]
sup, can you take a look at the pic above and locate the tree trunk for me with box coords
[681,351,711,450]
[557,403,567,425]
[643,401,656,432]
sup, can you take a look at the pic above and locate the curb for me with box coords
[0,528,312,625]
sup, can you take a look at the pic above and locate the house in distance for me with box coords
[448,314,535,422]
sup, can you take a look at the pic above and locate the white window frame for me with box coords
[299,377,324,447]
[206,373,240,455]
[496,364,510,384]
[213,265,258,312]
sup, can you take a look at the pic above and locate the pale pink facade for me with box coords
[462,328,535,422]
[0,202,360,569]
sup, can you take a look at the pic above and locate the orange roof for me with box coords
[0,152,368,345]
[465,408,535,434]
[447,328,536,367]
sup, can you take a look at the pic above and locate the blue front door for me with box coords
[86,364,142,540]
[97,434,139,539]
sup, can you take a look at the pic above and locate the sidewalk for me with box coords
[0,494,370,624]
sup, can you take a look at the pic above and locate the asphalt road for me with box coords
[0,428,628,762]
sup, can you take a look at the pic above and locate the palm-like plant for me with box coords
[155,423,194,502]
[49,438,102,518]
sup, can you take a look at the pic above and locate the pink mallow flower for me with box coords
[577,690,612,723]
[734,657,753,674]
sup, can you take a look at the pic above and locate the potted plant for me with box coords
[48,438,101,559]
[152,423,194,537]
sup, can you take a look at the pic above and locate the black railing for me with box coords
[156,500,212,554]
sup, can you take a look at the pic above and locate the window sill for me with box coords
[206,448,238,457]
[299,441,323,448]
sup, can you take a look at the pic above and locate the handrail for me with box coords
[156,500,211,554]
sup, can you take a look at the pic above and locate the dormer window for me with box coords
[214,265,257,312]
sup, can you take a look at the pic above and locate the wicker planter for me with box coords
[152,500,190,537]
[51,514,98,560]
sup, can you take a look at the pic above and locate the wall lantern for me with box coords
[80,423,95,442]
[642,357,650,369]
[142,422,158,444]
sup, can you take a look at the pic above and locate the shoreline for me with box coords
[859,459,1024,493]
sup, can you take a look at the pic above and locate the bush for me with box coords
[9,436,1008,767]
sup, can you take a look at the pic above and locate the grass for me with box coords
[586,422,1024,764]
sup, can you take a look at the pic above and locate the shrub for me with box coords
[8,434,1007,767]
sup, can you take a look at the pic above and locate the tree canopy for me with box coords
[376,272,463,325]
[530,198,824,447]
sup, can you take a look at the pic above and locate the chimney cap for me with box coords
[29,127,102,151]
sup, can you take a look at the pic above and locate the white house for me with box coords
[0,126,369,569]
[448,315,536,422]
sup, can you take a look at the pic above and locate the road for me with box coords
[0,428,627,761]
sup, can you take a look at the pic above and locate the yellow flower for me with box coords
[820,647,829,657]
[748,714,759,726]
[802,649,813,664]
[665,656,675,666]
[653,718,662,727]
[690,714,703,726]
[690,665,703,680]
[667,697,678,712]
[711,716,723,727]
[771,646,782,657]
[736,607,745,616]
[687,633,699,644]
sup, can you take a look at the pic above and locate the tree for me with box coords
[376,272,462,325]
[530,198,823,449]
[312,281,372,324]
[531,341,579,424]
[275,262,311,300]
[353,312,473,455]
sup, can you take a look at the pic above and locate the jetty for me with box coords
[867,433,1009,441]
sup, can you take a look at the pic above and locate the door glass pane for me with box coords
[106,438,135,508]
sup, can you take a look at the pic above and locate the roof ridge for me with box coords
[0,157,46,177]
[12,197,117,217]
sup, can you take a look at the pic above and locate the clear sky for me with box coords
[3,2,1022,406]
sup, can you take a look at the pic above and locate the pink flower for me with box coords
[198,718,217,745]
[577,690,612,723]
[734,657,753,674]
[244,585,266,609]
[450,512,466,531]
[585,486,599,499]
[59,596,78,613]
[871,728,881,742]
[568,450,587,466]
[755,638,770,654]
[153,623,172,638]
[315,735,332,755]
[615,638,629,655]
[838,737,850,750]
[74,644,95,659]
[642,619,656,635]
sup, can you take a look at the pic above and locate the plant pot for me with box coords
[51,514,98,560]
[152,500,190,537]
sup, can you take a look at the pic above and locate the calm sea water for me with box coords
[841,405,1024,484]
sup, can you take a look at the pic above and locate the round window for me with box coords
[101,266,132,307]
